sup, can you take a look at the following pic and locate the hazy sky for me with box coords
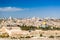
[0,0,60,18]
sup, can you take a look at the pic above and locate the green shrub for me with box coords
[40,34,43,37]
[56,36,60,37]
[1,33,9,38]
[25,36,31,38]
[20,25,37,30]
[52,27,60,30]
[49,35,54,38]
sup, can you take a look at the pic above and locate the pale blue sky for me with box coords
[0,0,60,18]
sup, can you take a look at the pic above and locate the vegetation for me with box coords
[18,24,60,31]
[40,34,43,37]
[49,35,54,38]
[0,33,9,38]
[52,27,60,30]
[38,25,52,30]
[25,36,31,38]
[38,25,60,30]
[20,25,37,30]
[56,36,60,37]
